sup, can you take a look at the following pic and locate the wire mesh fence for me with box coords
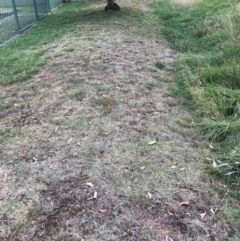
[0,0,63,46]
[0,0,17,45]
[50,0,62,10]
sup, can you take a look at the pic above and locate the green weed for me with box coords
[0,127,16,138]
[64,47,75,52]
[155,61,165,69]
[0,101,11,110]
[95,85,115,93]
[0,200,23,214]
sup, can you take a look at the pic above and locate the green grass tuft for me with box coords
[0,127,16,138]
[155,61,165,69]
[70,90,86,99]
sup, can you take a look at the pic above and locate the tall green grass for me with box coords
[152,0,240,197]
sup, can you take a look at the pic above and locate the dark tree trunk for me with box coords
[107,0,115,9]
[105,0,120,11]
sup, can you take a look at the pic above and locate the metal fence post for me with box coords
[32,0,39,20]
[11,0,21,33]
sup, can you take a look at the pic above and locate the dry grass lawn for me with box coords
[0,0,238,240]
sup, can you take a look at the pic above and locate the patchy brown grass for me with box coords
[0,0,237,240]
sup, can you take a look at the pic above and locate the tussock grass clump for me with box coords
[152,0,240,201]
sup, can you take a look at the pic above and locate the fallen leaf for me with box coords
[179,200,190,206]
[102,132,109,136]
[99,209,107,213]
[218,163,230,167]
[86,182,94,188]
[166,235,173,241]
[219,182,227,188]
[148,140,157,145]
[174,189,184,194]
[200,211,206,219]
[33,157,38,162]
[67,138,73,143]
[212,160,217,168]
[167,211,174,216]
[87,191,98,200]
[206,157,213,161]
[147,192,152,199]
[210,208,215,215]
[225,171,236,176]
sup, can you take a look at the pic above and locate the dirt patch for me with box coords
[20,177,170,241]
[22,174,223,241]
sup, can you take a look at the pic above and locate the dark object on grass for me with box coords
[105,0,120,12]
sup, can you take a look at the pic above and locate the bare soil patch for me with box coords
[25,176,171,241]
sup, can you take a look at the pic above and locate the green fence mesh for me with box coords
[36,0,50,18]
[0,0,63,46]
[15,1,38,29]
[50,0,62,10]
[0,0,18,45]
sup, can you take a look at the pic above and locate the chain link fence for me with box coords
[0,0,63,46]
[50,0,63,11]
